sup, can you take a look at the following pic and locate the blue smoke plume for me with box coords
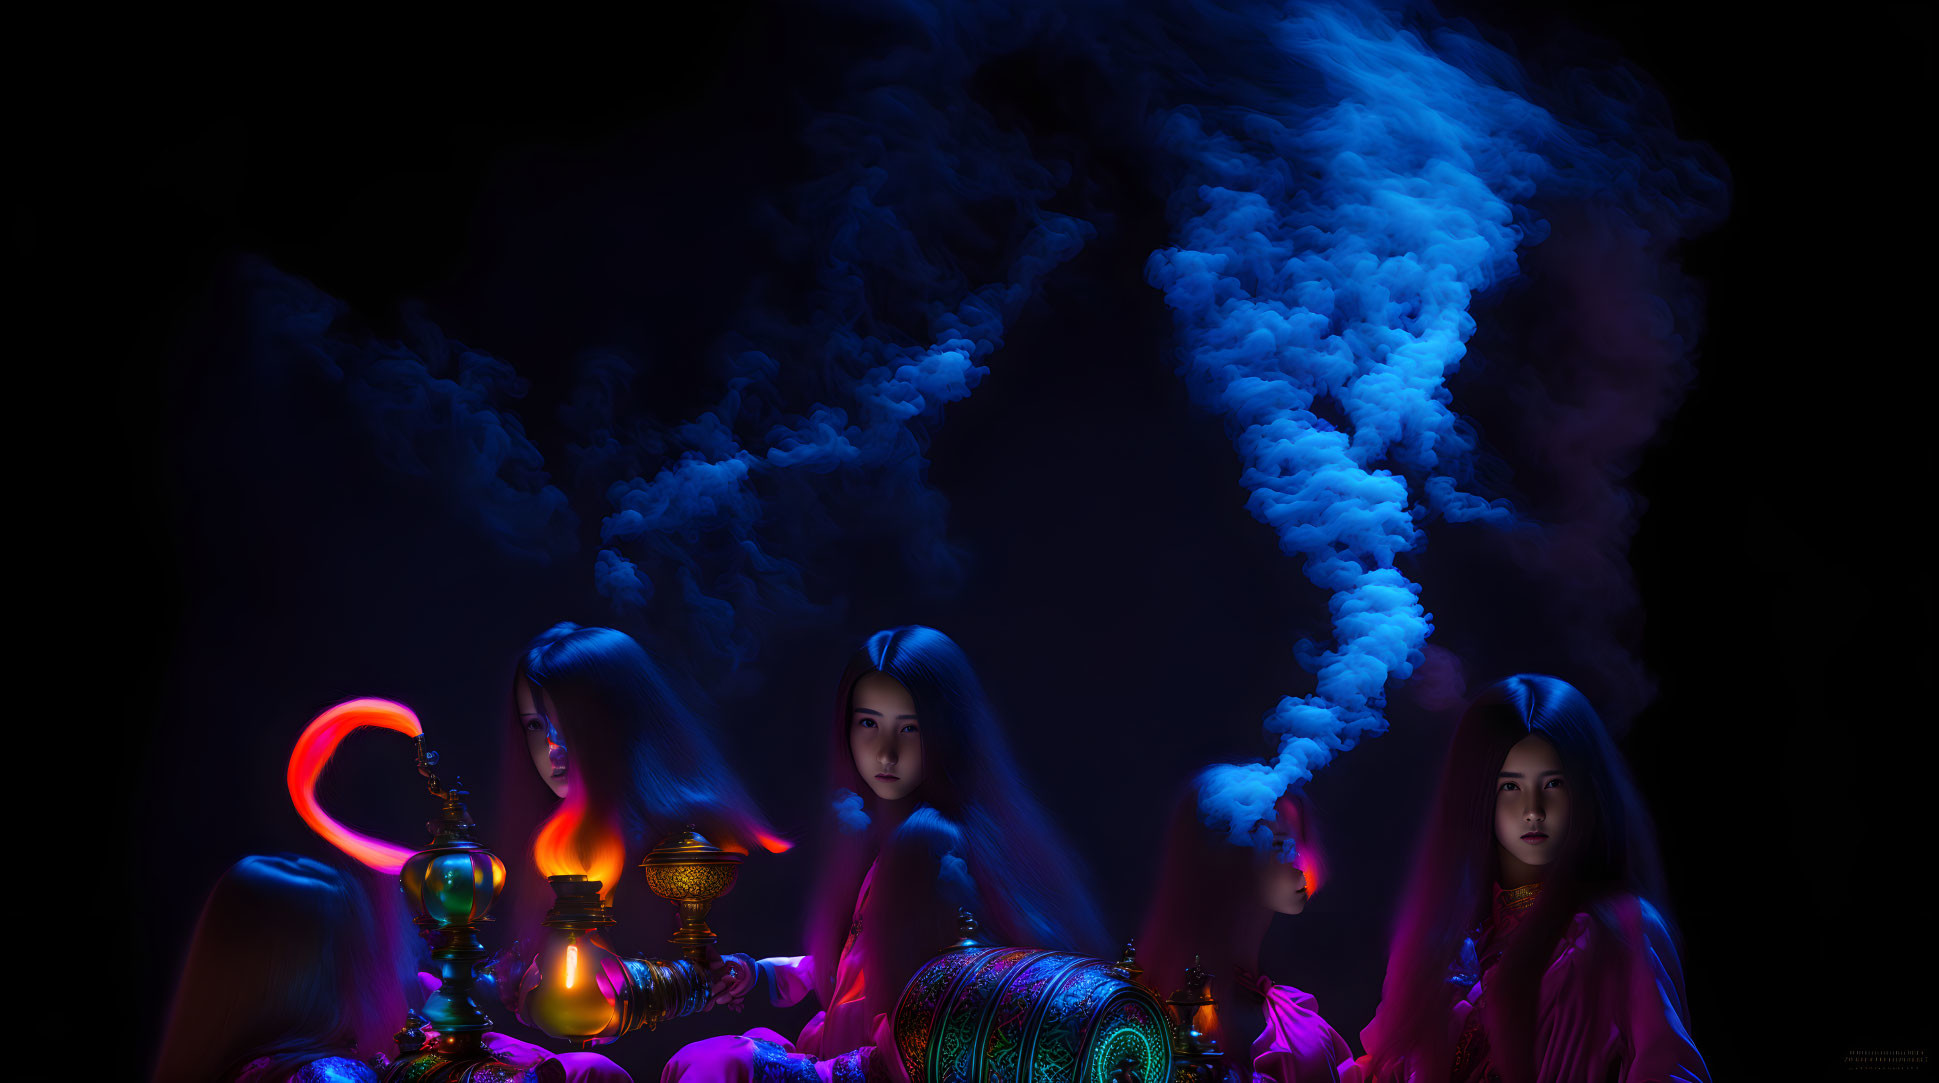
[247,259,578,563]
[237,4,1093,683]
[1147,0,1725,842]
[231,0,1720,744]
[588,3,1094,673]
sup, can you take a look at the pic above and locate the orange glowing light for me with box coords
[1294,828,1326,897]
[1276,792,1326,898]
[532,787,624,899]
[754,831,794,854]
[288,698,424,874]
[565,944,579,990]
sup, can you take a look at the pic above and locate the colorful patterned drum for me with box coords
[891,946,1175,1083]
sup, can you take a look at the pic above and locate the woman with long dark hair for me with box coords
[1354,674,1706,1083]
[496,623,789,946]
[666,624,1112,1083]
[1138,769,1354,1083]
[151,855,412,1083]
[156,854,633,1083]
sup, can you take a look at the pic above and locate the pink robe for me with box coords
[1352,888,1707,1083]
[1237,970,1358,1083]
[664,863,893,1083]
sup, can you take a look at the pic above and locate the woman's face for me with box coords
[517,680,570,799]
[1256,806,1311,915]
[1495,733,1569,875]
[850,672,923,801]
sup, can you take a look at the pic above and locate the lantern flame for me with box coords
[565,943,579,990]
[288,697,424,874]
[533,786,625,899]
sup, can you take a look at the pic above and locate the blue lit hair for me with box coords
[806,626,1111,1015]
[150,855,410,1083]
[498,623,782,935]
[1372,674,1672,1083]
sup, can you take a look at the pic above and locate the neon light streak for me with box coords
[754,831,794,854]
[287,698,423,873]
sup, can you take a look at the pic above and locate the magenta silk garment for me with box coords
[1235,971,1358,1083]
[479,1033,634,1083]
[768,858,880,1058]
[1351,891,1708,1083]
[663,863,885,1083]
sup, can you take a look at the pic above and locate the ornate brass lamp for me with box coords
[1163,959,1226,1083]
[386,738,537,1083]
[517,875,623,1042]
[514,826,743,1046]
[639,825,744,961]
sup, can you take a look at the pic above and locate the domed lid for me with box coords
[640,825,745,867]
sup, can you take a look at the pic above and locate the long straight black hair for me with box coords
[1137,768,1325,1077]
[1370,674,1671,1083]
[498,623,786,941]
[151,855,410,1083]
[804,626,1111,1016]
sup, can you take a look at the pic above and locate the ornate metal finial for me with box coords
[393,1010,427,1054]
[1182,956,1209,999]
[413,735,478,846]
[1114,938,1146,988]
[1165,956,1223,1073]
[414,735,459,800]
[949,908,985,951]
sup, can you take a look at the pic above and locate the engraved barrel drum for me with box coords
[891,946,1175,1083]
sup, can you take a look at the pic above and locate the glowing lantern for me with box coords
[1163,959,1224,1083]
[518,875,626,1042]
[516,828,748,1046]
[522,882,621,1038]
[400,839,506,927]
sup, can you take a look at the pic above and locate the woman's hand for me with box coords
[707,952,759,1011]
[481,943,528,1012]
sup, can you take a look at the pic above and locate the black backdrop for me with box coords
[32,2,1932,1080]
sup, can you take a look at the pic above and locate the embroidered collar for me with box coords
[1492,881,1542,920]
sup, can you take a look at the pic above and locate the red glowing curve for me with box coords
[288,697,424,874]
[754,831,795,854]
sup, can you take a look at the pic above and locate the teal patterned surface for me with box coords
[890,946,1173,1083]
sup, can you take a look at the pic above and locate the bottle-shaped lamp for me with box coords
[517,827,745,1046]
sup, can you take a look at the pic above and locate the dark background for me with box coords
[31,2,1931,1080]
